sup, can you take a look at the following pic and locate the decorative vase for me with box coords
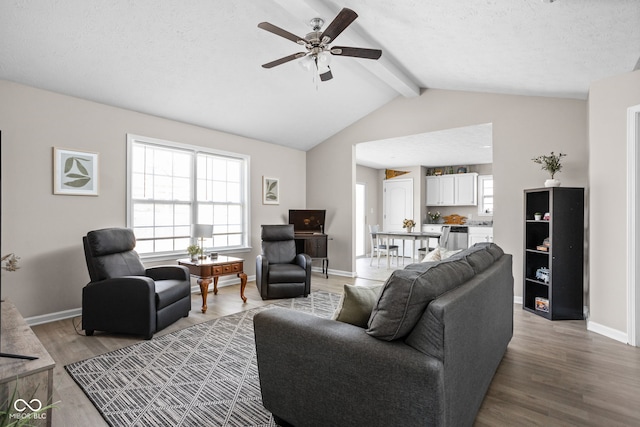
[545,179,561,187]
[406,227,414,233]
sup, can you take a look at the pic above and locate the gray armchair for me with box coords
[256,225,311,300]
[82,227,191,339]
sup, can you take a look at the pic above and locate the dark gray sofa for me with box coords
[253,243,513,426]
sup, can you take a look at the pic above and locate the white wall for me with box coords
[588,70,640,336]
[0,80,307,318]
[307,89,588,297]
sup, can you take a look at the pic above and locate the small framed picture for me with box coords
[263,176,279,205]
[535,297,549,313]
[53,147,99,196]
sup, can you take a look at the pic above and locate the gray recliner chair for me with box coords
[256,225,312,300]
[82,227,191,339]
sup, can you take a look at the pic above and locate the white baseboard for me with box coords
[26,277,258,327]
[587,321,628,344]
[514,296,523,305]
[312,267,355,278]
[25,308,82,326]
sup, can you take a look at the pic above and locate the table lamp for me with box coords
[191,224,213,259]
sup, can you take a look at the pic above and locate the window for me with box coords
[478,175,494,216]
[127,134,249,258]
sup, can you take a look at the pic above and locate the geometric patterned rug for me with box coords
[65,291,341,427]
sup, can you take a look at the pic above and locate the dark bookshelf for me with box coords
[523,187,584,320]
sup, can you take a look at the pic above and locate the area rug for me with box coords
[65,291,340,427]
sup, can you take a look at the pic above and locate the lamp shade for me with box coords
[191,224,213,238]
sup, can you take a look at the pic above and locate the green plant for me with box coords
[427,211,441,222]
[186,244,202,256]
[532,151,567,179]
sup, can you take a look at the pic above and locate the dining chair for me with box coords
[369,224,399,267]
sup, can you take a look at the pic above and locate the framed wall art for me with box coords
[263,176,279,204]
[53,147,99,196]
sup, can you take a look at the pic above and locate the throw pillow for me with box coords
[420,247,441,262]
[366,259,475,341]
[332,284,383,328]
[439,247,462,260]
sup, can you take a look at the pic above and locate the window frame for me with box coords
[477,174,494,216]
[126,134,251,261]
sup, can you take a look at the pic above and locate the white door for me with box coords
[384,179,413,257]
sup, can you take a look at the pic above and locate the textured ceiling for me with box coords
[1,0,638,164]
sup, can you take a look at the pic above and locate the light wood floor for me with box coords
[32,270,640,426]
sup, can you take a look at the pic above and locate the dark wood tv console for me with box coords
[294,233,328,278]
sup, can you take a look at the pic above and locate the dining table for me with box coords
[373,230,442,268]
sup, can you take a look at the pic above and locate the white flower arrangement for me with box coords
[402,219,416,229]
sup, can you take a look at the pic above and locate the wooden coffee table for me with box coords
[178,256,247,313]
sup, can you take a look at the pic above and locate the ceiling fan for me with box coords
[258,7,382,82]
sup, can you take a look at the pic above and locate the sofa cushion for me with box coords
[458,246,495,274]
[332,284,383,328]
[473,242,504,260]
[367,258,475,341]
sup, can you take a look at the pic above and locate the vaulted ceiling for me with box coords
[1,0,638,158]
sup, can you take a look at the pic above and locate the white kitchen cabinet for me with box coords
[468,226,493,246]
[426,175,454,206]
[426,173,477,206]
[454,173,478,205]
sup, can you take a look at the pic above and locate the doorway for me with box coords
[627,103,640,346]
[356,183,366,257]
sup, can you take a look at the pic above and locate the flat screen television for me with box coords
[288,209,326,234]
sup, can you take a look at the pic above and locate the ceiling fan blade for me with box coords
[262,52,307,69]
[320,8,358,44]
[330,46,382,60]
[319,68,333,82]
[258,22,306,45]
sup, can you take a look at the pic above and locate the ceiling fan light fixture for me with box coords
[258,8,381,83]
[318,64,331,74]
[299,55,315,71]
[317,51,332,67]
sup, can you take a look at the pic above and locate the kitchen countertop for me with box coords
[424,222,493,227]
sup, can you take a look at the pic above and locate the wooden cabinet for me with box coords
[523,187,584,320]
[294,233,329,278]
[426,173,477,206]
[468,226,493,246]
[1,300,55,427]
